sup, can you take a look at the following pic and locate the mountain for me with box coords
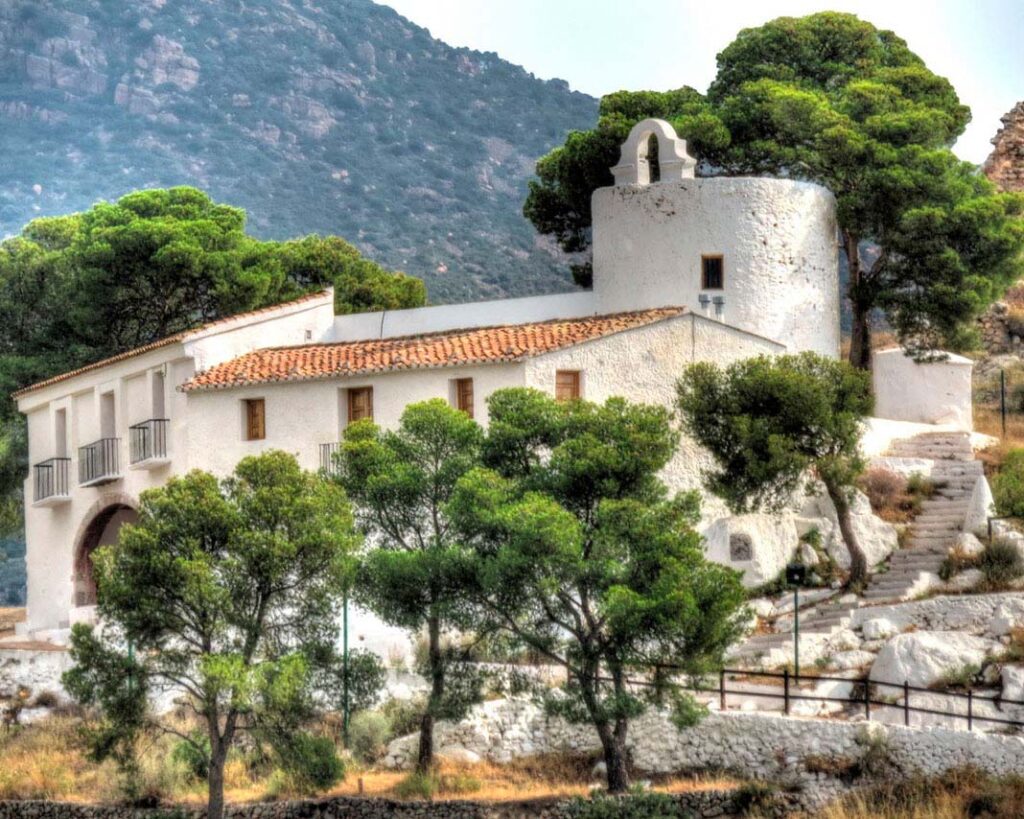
[0,0,598,303]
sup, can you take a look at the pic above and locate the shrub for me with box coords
[979,538,1024,590]
[858,468,925,523]
[1006,307,1024,339]
[30,690,60,709]
[994,450,1024,517]
[932,663,981,691]
[380,696,425,739]
[348,710,392,763]
[394,770,439,799]
[565,791,688,818]
[171,732,210,781]
[940,545,981,581]
[275,733,345,795]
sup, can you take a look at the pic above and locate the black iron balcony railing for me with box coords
[129,418,169,465]
[79,438,121,486]
[33,457,71,503]
[320,442,340,476]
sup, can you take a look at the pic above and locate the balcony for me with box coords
[33,457,71,506]
[129,419,170,468]
[79,438,121,487]
[320,442,340,476]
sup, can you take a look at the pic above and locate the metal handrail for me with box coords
[33,457,70,501]
[79,438,120,484]
[629,666,1024,732]
[129,418,169,464]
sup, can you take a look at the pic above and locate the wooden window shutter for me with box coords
[455,378,474,417]
[348,387,373,423]
[555,371,581,402]
[245,399,266,440]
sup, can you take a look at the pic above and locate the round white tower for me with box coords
[591,119,840,358]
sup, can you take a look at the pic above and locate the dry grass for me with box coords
[815,768,1024,819]
[857,468,932,524]
[0,716,736,807]
[973,407,1024,474]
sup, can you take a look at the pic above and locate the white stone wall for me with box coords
[591,177,840,357]
[872,349,974,430]
[385,698,1024,806]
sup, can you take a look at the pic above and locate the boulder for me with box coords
[990,603,1023,638]
[830,650,876,671]
[1002,666,1024,704]
[799,485,898,569]
[861,618,898,641]
[438,746,481,765]
[702,513,799,587]
[869,631,1001,688]
[954,532,985,558]
[945,568,983,592]
[748,598,775,619]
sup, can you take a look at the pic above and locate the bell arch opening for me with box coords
[73,503,137,608]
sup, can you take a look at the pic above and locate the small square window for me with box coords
[347,387,373,423]
[555,370,581,402]
[453,378,474,417]
[244,399,266,441]
[702,255,724,290]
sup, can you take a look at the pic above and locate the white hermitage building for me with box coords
[14,120,842,641]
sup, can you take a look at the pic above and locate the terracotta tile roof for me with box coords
[182,307,687,392]
[13,290,332,399]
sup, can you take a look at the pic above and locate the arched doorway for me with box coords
[72,501,137,608]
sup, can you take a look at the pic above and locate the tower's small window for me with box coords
[555,370,581,402]
[347,387,373,423]
[702,255,724,290]
[453,378,474,417]
[244,399,266,441]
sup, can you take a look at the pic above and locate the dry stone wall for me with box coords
[0,789,793,819]
[985,101,1024,193]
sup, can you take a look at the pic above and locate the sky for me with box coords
[381,0,1024,164]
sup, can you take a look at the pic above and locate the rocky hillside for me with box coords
[0,0,597,303]
[985,101,1024,193]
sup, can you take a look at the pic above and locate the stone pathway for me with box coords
[733,431,983,667]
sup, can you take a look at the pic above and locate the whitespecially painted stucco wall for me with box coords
[183,362,528,477]
[872,349,974,430]
[523,313,783,521]
[330,291,597,342]
[591,177,840,358]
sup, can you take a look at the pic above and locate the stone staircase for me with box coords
[862,431,979,602]
[731,431,982,667]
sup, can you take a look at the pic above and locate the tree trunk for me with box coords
[416,613,444,775]
[207,742,228,819]
[844,231,873,371]
[579,662,630,794]
[824,476,867,589]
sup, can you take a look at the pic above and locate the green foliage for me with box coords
[309,646,387,716]
[678,353,872,585]
[565,791,689,818]
[347,710,392,764]
[525,12,1024,364]
[272,732,345,795]
[394,771,440,800]
[451,388,747,792]
[932,663,981,692]
[979,538,1024,590]
[0,1,594,304]
[334,399,485,772]
[380,696,427,740]
[0,187,424,549]
[994,450,1024,517]
[171,732,211,782]
[63,451,358,819]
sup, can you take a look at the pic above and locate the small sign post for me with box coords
[786,562,807,679]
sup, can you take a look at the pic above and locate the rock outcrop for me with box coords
[985,101,1024,193]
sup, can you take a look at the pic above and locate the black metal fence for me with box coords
[129,418,169,464]
[33,457,70,502]
[692,669,1024,732]
[79,437,120,485]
